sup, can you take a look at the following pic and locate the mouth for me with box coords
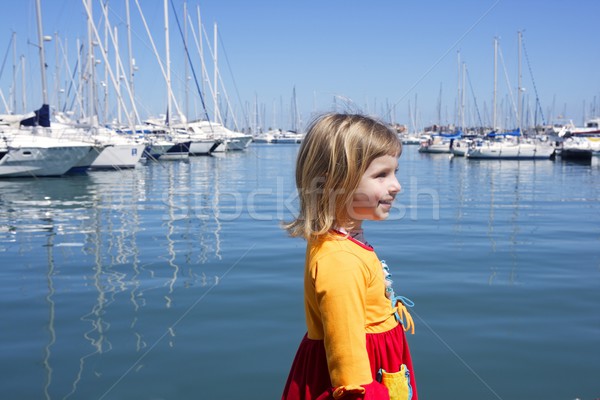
[379,199,394,208]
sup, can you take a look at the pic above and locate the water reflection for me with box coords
[466,159,557,285]
[0,157,229,399]
[43,233,56,400]
[443,156,558,285]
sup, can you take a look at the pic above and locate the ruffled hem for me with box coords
[332,385,365,399]
[281,324,417,400]
[332,381,390,399]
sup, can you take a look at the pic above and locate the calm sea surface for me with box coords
[1,144,598,400]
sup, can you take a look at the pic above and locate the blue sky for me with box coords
[1,0,599,131]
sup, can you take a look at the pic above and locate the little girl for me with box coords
[281,113,417,400]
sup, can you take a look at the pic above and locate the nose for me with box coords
[390,175,401,194]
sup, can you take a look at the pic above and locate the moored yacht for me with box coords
[185,120,252,152]
[53,114,145,170]
[466,139,555,160]
[0,129,93,178]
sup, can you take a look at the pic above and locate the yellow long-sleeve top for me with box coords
[304,233,399,390]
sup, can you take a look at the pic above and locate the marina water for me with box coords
[1,144,598,399]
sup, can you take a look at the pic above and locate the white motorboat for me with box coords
[88,128,145,170]
[144,137,174,160]
[418,136,452,153]
[50,118,145,170]
[160,138,192,160]
[133,122,191,160]
[272,130,303,144]
[186,120,252,152]
[252,130,276,143]
[450,139,472,157]
[189,138,219,155]
[0,130,93,178]
[559,136,600,160]
[400,134,422,145]
[568,118,600,136]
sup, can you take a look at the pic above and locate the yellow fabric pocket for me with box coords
[376,364,412,400]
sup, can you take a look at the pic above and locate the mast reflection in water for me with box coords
[1,145,599,399]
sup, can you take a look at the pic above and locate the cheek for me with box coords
[352,192,372,206]
[352,186,381,205]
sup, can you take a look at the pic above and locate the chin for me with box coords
[372,213,389,221]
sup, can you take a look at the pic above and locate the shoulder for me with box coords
[307,237,379,282]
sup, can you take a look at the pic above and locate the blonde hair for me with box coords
[284,113,402,239]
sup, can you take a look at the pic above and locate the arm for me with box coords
[313,251,389,399]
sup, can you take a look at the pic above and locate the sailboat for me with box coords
[0,1,96,178]
[466,33,554,160]
[421,57,465,154]
[200,22,251,152]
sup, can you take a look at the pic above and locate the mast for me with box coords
[493,36,498,131]
[455,50,461,125]
[461,62,466,130]
[125,0,135,101]
[184,2,189,120]
[21,55,27,111]
[103,0,109,124]
[86,0,94,122]
[437,82,442,128]
[213,22,218,123]
[164,0,172,125]
[77,37,83,117]
[12,32,17,113]
[414,93,418,132]
[83,0,139,129]
[54,32,60,111]
[517,30,522,132]
[196,5,205,105]
[35,0,49,105]
[114,25,122,124]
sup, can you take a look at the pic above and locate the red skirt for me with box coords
[281,323,417,400]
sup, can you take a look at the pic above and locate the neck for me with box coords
[335,227,370,249]
[337,221,363,233]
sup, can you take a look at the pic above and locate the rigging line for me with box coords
[62,43,84,114]
[465,66,484,128]
[0,33,14,84]
[66,44,85,114]
[169,0,211,124]
[184,12,215,127]
[521,36,546,125]
[217,29,250,129]
[213,30,240,130]
[498,46,518,127]
[412,310,504,400]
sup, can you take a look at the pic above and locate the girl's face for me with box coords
[349,154,401,227]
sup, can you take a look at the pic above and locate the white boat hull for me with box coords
[144,142,173,160]
[213,136,253,152]
[418,143,451,153]
[467,143,554,159]
[182,120,252,152]
[69,145,106,171]
[0,145,92,177]
[189,139,218,155]
[272,137,302,144]
[90,143,145,169]
[160,141,191,160]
